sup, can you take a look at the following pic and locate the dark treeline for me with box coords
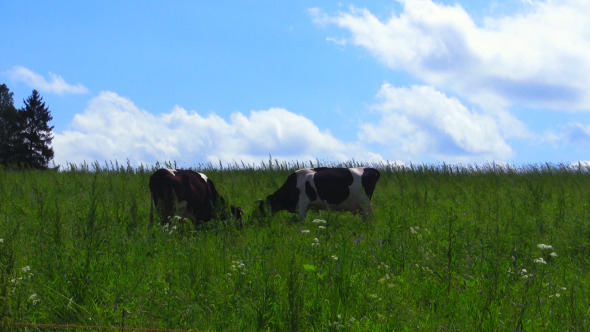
[0,83,54,169]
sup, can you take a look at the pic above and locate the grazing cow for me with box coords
[149,168,243,227]
[259,167,380,220]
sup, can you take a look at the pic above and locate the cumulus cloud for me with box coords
[312,0,590,111]
[53,92,379,167]
[359,84,513,162]
[6,66,88,95]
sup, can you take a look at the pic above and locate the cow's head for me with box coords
[258,194,296,215]
[258,172,299,216]
[257,196,281,216]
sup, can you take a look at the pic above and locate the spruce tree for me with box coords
[17,90,55,169]
[0,84,21,165]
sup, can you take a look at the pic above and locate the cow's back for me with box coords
[310,168,354,204]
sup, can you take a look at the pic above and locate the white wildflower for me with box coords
[534,257,547,264]
[171,216,184,223]
[410,227,418,234]
[312,238,320,247]
[29,293,40,305]
[537,243,553,250]
[22,266,31,273]
[0,238,3,243]
[331,255,338,261]
[556,293,561,298]
[231,260,245,271]
[301,229,310,234]
[550,252,558,257]
[318,225,326,229]
[312,219,327,224]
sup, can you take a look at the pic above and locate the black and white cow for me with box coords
[259,167,380,220]
[149,168,243,227]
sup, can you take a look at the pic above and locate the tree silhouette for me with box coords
[0,84,21,165]
[18,90,55,168]
[0,85,55,168]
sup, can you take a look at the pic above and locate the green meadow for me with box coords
[1,161,590,330]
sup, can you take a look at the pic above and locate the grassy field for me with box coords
[1,161,590,331]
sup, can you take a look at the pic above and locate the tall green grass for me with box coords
[1,161,590,330]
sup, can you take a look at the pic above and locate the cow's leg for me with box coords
[351,192,374,220]
[298,194,310,221]
[161,196,174,224]
[359,198,374,219]
[149,197,154,226]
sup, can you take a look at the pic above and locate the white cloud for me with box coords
[6,66,88,95]
[359,84,513,162]
[53,92,379,167]
[313,0,590,111]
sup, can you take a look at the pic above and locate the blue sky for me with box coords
[2,0,590,167]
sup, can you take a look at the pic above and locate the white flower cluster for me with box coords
[29,293,40,305]
[535,243,558,263]
[11,265,34,285]
[312,219,327,230]
[162,223,178,235]
[508,243,560,279]
[507,268,531,279]
[329,314,356,330]
[170,215,188,223]
[537,243,553,250]
[10,266,37,304]
[549,287,568,299]
[534,257,547,264]
[227,259,246,278]
[231,260,246,272]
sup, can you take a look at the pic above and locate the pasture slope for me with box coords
[1,161,590,330]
